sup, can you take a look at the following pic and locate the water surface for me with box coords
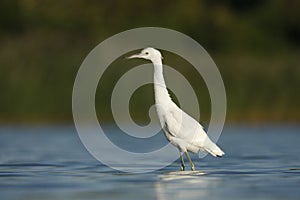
[0,125,299,200]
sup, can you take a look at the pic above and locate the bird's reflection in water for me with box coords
[155,171,220,200]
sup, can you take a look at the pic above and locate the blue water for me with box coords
[0,125,300,200]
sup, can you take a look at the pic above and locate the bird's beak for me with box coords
[126,53,142,59]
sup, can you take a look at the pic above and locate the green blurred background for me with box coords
[0,0,299,124]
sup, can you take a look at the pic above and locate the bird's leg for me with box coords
[180,152,185,171]
[185,152,195,171]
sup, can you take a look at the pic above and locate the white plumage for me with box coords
[127,47,224,171]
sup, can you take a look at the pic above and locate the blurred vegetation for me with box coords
[0,0,299,124]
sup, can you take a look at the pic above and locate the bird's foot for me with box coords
[180,164,185,171]
[190,164,195,171]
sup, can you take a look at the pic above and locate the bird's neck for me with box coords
[153,60,171,105]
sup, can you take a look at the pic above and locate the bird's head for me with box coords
[127,47,163,62]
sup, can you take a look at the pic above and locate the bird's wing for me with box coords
[163,102,224,156]
[162,119,176,138]
[165,102,203,139]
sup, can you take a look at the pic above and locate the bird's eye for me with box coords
[145,52,149,55]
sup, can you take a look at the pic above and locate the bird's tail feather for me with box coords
[204,140,225,157]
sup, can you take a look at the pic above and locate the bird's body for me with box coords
[128,47,224,170]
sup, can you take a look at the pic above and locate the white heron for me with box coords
[127,47,224,171]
